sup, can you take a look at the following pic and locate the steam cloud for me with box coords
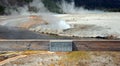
[5,0,50,15]
[59,0,103,14]
[5,0,103,15]
[3,0,71,31]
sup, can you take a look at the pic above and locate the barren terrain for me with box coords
[0,51,120,66]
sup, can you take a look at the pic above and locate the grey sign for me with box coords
[50,41,72,52]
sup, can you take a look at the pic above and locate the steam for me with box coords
[0,16,29,27]
[59,0,103,14]
[3,0,71,31]
[5,0,104,15]
[5,0,50,15]
[40,14,70,30]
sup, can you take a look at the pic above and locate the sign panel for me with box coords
[50,41,72,52]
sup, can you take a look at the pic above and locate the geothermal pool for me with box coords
[0,13,120,39]
[56,13,120,39]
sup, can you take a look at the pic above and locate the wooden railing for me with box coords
[0,40,120,51]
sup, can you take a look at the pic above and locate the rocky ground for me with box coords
[0,51,120,66]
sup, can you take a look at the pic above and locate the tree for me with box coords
[0,5,5,15]
[42,0,63,13]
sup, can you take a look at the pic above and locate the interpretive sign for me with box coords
[50,41,72,52]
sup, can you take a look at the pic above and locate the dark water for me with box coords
[0,26,73,39]
[0,26,118,40]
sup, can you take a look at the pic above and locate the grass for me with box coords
[0,52,20,56]
[66,51,90,61]
[0,52,20,62]
[50,63,55,66]
[0,51,50,56]
[58,51,90,64]
[21,50,48,55]
[55,51,90,66]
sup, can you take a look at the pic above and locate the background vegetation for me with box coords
[0,5,5,15]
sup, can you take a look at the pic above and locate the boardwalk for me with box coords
[0,40,119,51]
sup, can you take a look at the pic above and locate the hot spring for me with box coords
[0,0,120,39]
